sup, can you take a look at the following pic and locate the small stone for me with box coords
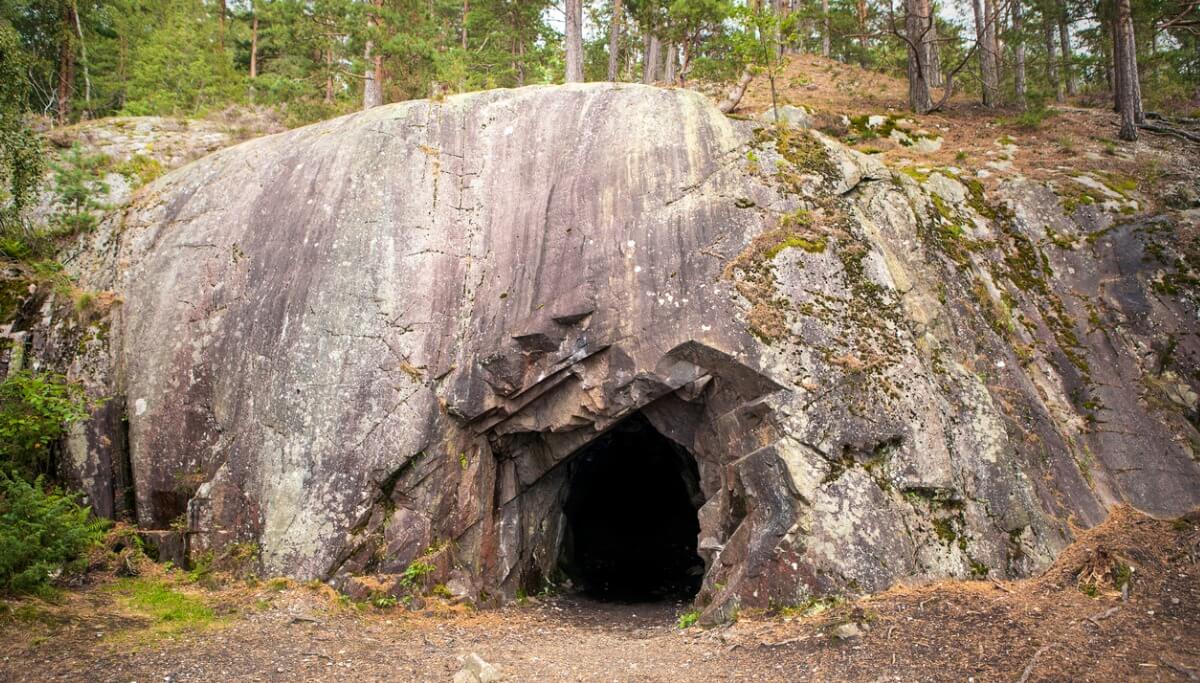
[832,622,864,640]
[913,136,943,154]
[453,653,502,683]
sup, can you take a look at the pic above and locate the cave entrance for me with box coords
[558,412,704,602]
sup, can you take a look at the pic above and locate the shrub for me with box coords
[677,609,700,629]
[50,145,110,236]
[0,471,107,594]
[0,371,90,478]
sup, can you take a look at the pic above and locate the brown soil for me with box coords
[2,507,1197,682]
[734,54,1199,203]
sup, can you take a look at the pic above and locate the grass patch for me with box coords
[996,106,1058,130]
[107,577,219,641]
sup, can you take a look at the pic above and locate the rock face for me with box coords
[27,84,1200,623]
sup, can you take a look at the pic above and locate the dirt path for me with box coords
[2,508,1198,682]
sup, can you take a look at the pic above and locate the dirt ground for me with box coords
[1,507,1197,682]
[733,54,1200,204]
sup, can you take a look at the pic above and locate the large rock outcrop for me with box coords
[18,84,1199,622]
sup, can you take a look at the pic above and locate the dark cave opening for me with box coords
[558,413,705,602]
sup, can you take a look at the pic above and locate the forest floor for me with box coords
[1,507,1198,682]
[732,53,1199,213]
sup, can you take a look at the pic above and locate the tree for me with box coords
[1012,0,1026,108]
[363,0,383,108]
[123,0,243,116]
[50,144,109,235]
[1113,0,1143,140]
[973,0,1000,106]
[822,0,831,57]
[1058,1,1076,95]
[1042,0,1062,101]
[565,0,584,81]
[904,0,934,113]
[0,19,45,247]
[607,0,624,80]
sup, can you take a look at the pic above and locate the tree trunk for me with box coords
[56,3,76,125]
[71,0,91,118]
[663,43,676,83]
[250,12,259,79]
[462,0,469,49]
[1043,3,1060,101]
[324,48,334,104]
[607,0,623,81]
[1113,0,1142,139]
[822,0,831,57]
[517,40,526,86]
[363,0,383,109]
[1114,0,1141,140]
[926,19,943,88]
[973,0,999,107]
[1059,3,1076,95]
[906,0,934,113]
[565,0,584,82]
[717,68,754,113]
[643,33,660,84]
[1012,0,1026,109]
[856,0,869,63]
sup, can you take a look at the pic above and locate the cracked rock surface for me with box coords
[27,83,1199,623]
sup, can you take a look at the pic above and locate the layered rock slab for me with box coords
[47,84,1200,622]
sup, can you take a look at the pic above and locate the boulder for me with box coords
[31,84,1200,625]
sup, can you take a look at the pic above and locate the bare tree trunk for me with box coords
[859,0,868,51]
[1012,0,1027,109]
[516,40,526,86]
[906,0,934,113]
[926,19,943,87]
[717,68,754,113]
[1114,0,1140,140]
[56,3,76,125]
[1043,3,1060,101]
[663,43,676,83]
[565,0,584,82]
[822,0,831,57]
[71,0,91,118]
[973,0,999,106]
[1059,2,1076,95]
[462,0,469,49]
[643,34,660,84]
[324,47,334,104]
[607,0,623,81]
[250,11,259,79]
[363,0,383,109]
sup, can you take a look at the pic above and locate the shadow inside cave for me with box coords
[557,412,705,603]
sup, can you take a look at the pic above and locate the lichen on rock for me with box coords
[16,84,1198,625]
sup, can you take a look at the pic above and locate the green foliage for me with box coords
[398,559,435,590]
[0,470,107,594]
[371,593,399,608]
[122,0,244,116]
[111,577,216,629]
[0,371,90,478]
[50,145,110,236]
[676,608,700,628]
[114,154,164,187]
[0,19,46,253]
[996,103,1058,130]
